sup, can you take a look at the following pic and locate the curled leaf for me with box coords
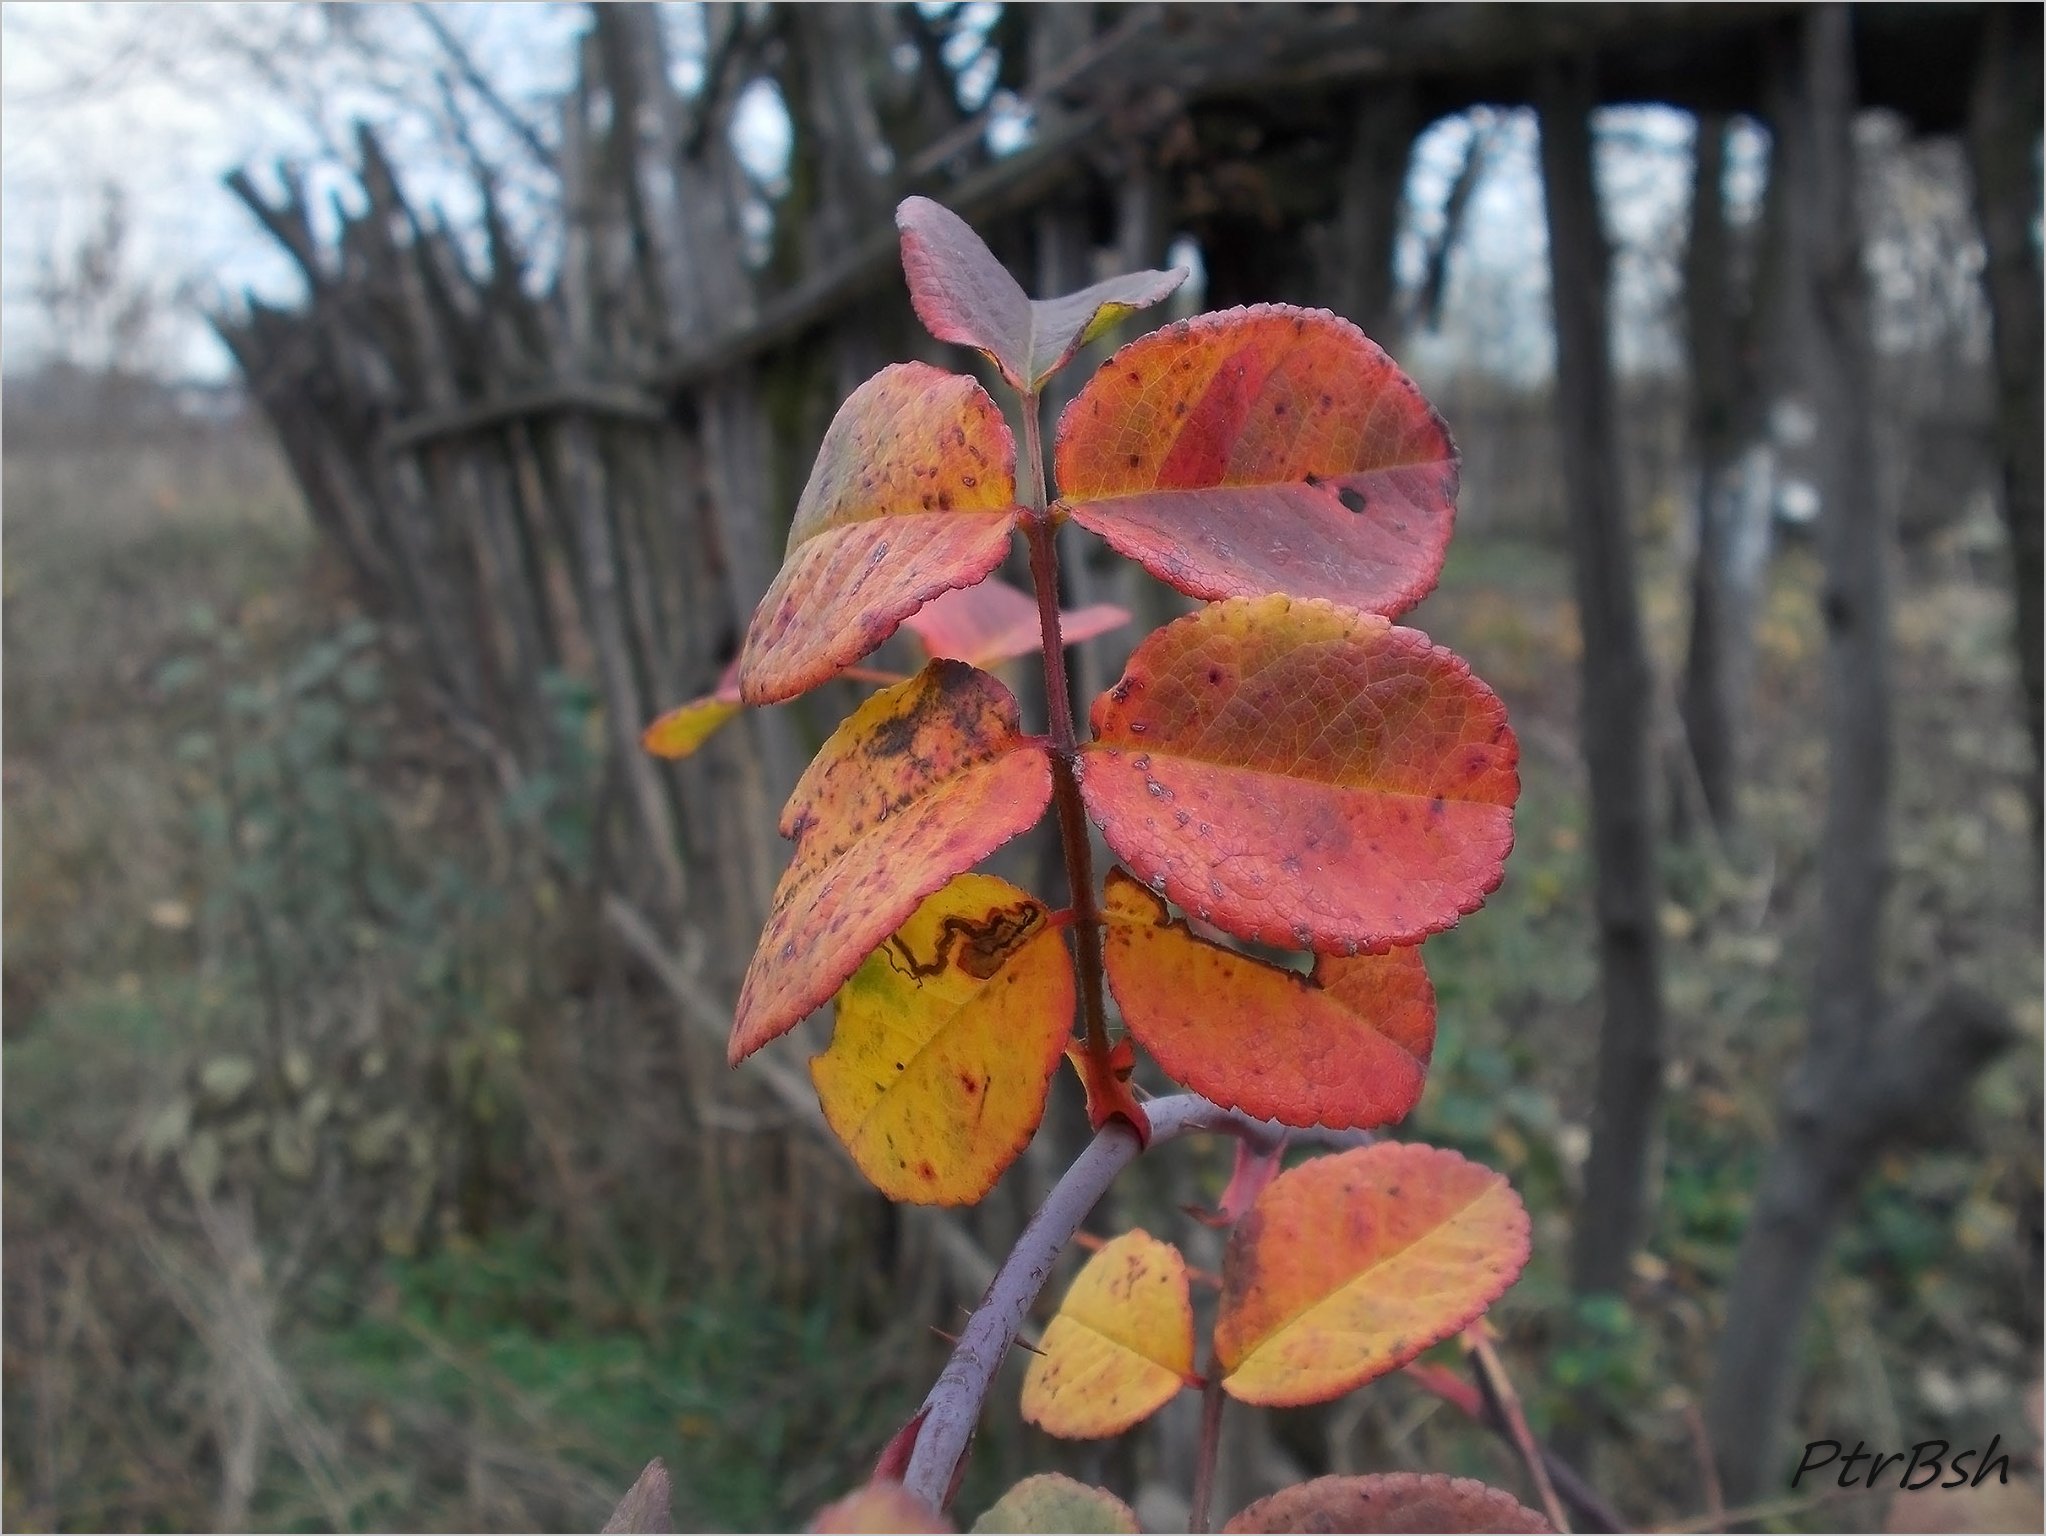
[971,1474,1139,1534]
[1215,1143,1530,1407]
[1080,595,1517,955]
[730,662,1051,1063]
[1102,869,1434,1131]
[812,875,1073,1206]
[1058,305,1457,616]
[1223,1473,1549,1533]
[740,363,1020,705]
[902,578,1130,671]
[1022,1229,1195,1438]
[898,196,1186,392]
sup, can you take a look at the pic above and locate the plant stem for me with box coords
[901,1094,1287,1508]
[1019,387,1111,1060]
[1188,1345,1226,1533]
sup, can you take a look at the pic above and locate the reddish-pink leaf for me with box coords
[1057,306,1457,616]
[1189,1138,1288,1229]
[898,196,1186,392]
[739,363,1020,705]
[1101,869,1435,1131]
[1079,595,1517,954]
[810,1482,953,1534]
[1215,1143,1530,1407]
[901,578,1129,670]
[729,661,1052,1063]
[1223,1474,1550,1533]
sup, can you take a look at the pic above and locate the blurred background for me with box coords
[2,3,2038,1531]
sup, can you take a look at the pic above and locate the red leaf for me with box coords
[1101,869,1435,1131]
[1079,596,1517,954]
[730,662,1052,1063]
[740,363,1020,705]
[901,578,1129,670]
[898,196,1186,392]
[1057,306,1457,617]
[1223,1473,1549,1533]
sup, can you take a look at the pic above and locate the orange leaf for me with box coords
[811,874,1073,1206]
[898,196,1185,392]
[809,1482,953,1534]
[1223,1473,1549,1533]
[1101,869,1434,1131]
[1057,306,1457,617]
[1080,595,1517,954]
[1021,1229,1195,1438]
[970,1473,1140,1533]
[1215,1143,1529,1407]
[730,662,1052,1063]
[740,364,1020,705]
[901,579,1130,671]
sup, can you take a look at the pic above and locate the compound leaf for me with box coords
[740,363,1019,705]
[812,874,1072,1206]
[730,662,1051,1063]
[1101,869,1434,1130]
[1223,1474,1550,1534]
[971,1474,1139,1534]
[1022,1229,1195,1438]
[1057,306,1456,616]
[902,578,1129,671]
[898,196,1185,392]
[1215,1143,1530,1407]
[1080,595,1517,954]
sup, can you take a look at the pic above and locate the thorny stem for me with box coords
[1019,387,1112,1061]
[1188,1343,1227,1533]
[901,1095,1291,1507]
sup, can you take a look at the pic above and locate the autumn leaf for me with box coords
[642,657,743,760]
[739,364,1020,706]
[1080,595,1517,954]
[1215,1143,1529,1407]
[902,578,1129,671]
[730,662,1052,1063]
[898,196,1186,393]
[1022,1229,1195,1438]
[809,1482,953,1534]
[1056,305,1457,617]
[970,1474,1140,1534]
[811,874,1072,1205]
[1223,1473,1549,1533]
[1101,869,1434,1131]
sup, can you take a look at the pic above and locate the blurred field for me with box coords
[3,393,2039,1532]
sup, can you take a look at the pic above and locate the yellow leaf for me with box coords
[642,696,742,759]
[812,874,1071,1206]
[1022,1229,1195,1438]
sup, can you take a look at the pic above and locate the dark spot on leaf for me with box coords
[1338,486,1368,514]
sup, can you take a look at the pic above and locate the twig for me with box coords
[1188,1344,1227,1533]
[901,1094,1289,1507]
[1679,1400,1725,1532]
[1466,1327,1571,1534]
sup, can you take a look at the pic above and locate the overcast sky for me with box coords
[0,2,1716,386]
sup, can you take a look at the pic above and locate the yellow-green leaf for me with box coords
[1022,1229,1195,1438]
[812,874,1072,1206]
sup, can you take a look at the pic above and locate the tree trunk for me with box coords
[1677,113,1741,834]
[1703,11,2012,1505]
[1537,54,1670,1303]
[1965,4,2044,839]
